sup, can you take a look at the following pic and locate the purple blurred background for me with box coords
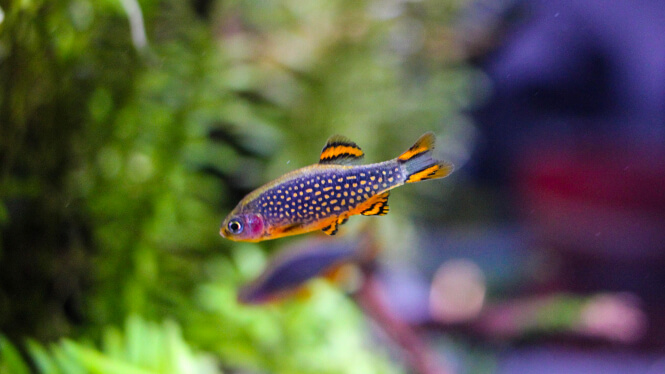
[413,0,665,372]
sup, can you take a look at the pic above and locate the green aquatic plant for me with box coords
[0,0,468,372]
[0,316,220,374]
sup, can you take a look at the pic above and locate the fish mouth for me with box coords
[219,227,228,238]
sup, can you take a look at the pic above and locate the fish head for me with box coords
[220,211,265,242]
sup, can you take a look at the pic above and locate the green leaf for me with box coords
[25,340,61,374]
[0,336,30,374]
[61,340,155,374]
[50,344,86,374]
[101,328,125,362]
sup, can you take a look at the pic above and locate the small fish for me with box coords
[220,132,453,242]
[238,228,381,304]
[237,238,359,304]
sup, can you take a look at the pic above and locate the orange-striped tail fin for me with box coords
[397,132,454,183]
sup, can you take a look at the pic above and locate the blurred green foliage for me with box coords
[1,316,221,374]
[0,0,468,372]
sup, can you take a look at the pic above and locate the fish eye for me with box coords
[228,219,243,234]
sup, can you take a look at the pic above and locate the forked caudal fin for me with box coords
[398,132,454,183]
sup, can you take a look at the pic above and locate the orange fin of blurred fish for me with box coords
[249,285,315,305]
[319,135,365,165]
[323,262,363,293]
[358,191,390,216]
[293,286,315,301]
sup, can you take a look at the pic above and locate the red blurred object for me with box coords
[517,141,665,260]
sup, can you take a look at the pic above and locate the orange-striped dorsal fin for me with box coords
[359,191,390,216]
[319,135,364,165]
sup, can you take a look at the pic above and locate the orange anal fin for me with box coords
[359,191,390,216]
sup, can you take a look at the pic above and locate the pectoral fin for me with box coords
[321,216,349,236]
[276,223,304,235]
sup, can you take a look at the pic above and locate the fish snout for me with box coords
[219,226,229,238]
